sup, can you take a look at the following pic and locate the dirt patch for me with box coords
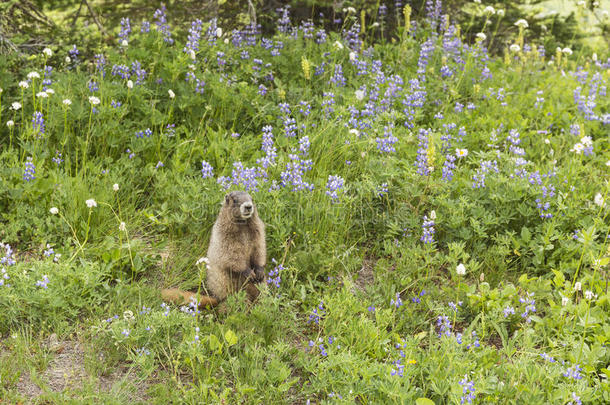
[9,336,151,402]
[98,366,153,402]
[13,336,87,400]
[355,257,376,292]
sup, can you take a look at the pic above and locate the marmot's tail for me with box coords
[161,288,219,309]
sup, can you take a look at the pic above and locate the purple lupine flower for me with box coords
[415,128,430,176]
[68,45,80,65]
[32,111,45,137]
[390,292,403,308]
[472,160,499,188]
[326,175,344,202]
[119,17,131,41]
[342,23,362,51]
[201,161,214,178]
[111,64,130,79]
[330,64,346,87]
[184,19,203,54]
[377,183,389,197]
[458,375,476,404]
[321,92,335,117]
[436,315,451,337]
[442,154,456,181]
[135,128,152,138]
[421,213,435,244]
[376,125,398,153]
[280,154,313,192]
[23,157,36,182]
[153,5,174,44]
[519,292,537,323]
[35,274,50,289]
[276,6,291,33]
[42,66,53,90]
[130,60,147,84]
[140,21,150,33]
[257,125,277,168]
[308,301,325,324]
[267,258,284,288]
[52,151,63,166]
[563,364,583,380]
[298,136,310,155]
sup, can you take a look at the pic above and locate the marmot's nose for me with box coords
[243,203,253,211]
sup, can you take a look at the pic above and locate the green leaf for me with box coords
[416,398,435,405]
[224,329,238,346]
[208,334,222,353]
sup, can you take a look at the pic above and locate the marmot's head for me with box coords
[224,191,255,223]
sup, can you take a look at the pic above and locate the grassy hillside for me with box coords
[0,4,609,404]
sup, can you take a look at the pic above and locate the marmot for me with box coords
[161,191,266,308]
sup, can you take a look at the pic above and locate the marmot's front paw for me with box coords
[253,265,265,282]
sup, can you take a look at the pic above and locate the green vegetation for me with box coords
[0,3,609,404]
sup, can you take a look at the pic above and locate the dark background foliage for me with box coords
[1,0,607,59]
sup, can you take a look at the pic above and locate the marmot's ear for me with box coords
[225,192,233,204]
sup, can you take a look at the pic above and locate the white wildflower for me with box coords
[456,263,466,275]
[189,50,196,60]
[49,207,59,215]
[27,71,40,80]
[509,44,521,53]
[216,27,223,37]
[333,41,344,50]
[42,48,53,57]
[592,53,597,62]
[121,40,128,47]
[196,257,209,266]
[63,99,72,106]
[580,136,592,147]
[349,128,360,136]
[11,102,21,110]
[19,81,29,89]
[514,19,529,29]
[89,96,100,105]
[119,222,126,232]
[354,89,365,101]
[430,210,437,220]
[36,91,48,99]
[45,88,55,95]
[65,56,71,63]
[573,282,582,291]
[484,6,495,14]
[85,199,97,208]
[456,148,469,158]
[113,183,119,192]
[584,290,596,300]
[594,193,605,207]
[570,143,584,154]
[497,9,505,17]
[349,51,356,61]
[168,89,175,99]
[561,296,569,306]
[6,120,14,128]
[562,47,573,56]
[127,80,133,89]
[476,32,487,41]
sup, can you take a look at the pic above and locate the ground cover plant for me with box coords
[0,1,609,403]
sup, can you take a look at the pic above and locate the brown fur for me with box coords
[161,191,266,309]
